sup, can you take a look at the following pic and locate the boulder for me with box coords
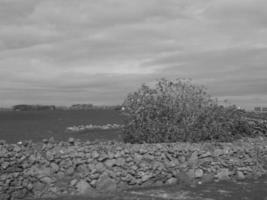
[76,180,95,194]
[237,171,246,180]
[96,174,117,192]
[104,159,116,168]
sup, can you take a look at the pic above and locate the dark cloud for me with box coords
[0,0,267,109]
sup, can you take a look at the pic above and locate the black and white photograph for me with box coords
[0,0,267,199]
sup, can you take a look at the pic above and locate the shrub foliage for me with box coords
[121,78,252,143]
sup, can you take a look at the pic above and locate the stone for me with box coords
[179,156,186,163]
[90,173,100,180]
[98,154,109,162]
[105,159,116,168]
[141,173,152,183]
[237,171,246,180]
[154,180,164,186]
[0,193,10,200]
[33,181,46,192]
[13,145,21,152]
[92,151,99,159]
[95,162,106,173]
[186,169,195,179]
[1,162,9,169]
[188,151,199,167]
[49,187,58,194]
[70,179,78,186]
[214,149,224,157]
[199,151,212,158]
[66,167,75,176]
[56,171,65,179]
[216,168,230,181]
[76,180,94,194]
[50,163,59,173]
[12,188,27,199]
[40,176,54,184]
[90,179,97,187]
[42,139,49,144]
[26,183,33,190]
[201,173,214,183]
[166,177,177,185]
[176,171,193,185]
[195,169,204,178]
[68,137,75,144]
[116,157,125,167]
[139,148,147,155]
[96,174,117,192]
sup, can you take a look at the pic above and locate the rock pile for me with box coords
[245,117,267,136]
[0,137,266,200]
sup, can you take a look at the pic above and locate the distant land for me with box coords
[0,104,122,111]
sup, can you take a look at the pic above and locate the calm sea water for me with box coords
[0,110,124,143]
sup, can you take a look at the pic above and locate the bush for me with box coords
[121,78,252,143]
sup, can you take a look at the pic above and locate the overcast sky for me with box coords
[0,0,267,109]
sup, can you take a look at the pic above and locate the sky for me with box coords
[0,0,267,109]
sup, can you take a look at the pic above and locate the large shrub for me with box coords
[121,78,252,143]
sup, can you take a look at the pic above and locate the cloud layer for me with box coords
[0,0,267,109]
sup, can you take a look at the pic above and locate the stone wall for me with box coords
[0,137,267,200]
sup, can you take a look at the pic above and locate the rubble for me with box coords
[0,137,266,199]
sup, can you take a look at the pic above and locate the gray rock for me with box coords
[186,169,195,179]
[50,163,59,173]
[40,176,54,184]
[12,188,27,199]
[201,173,214,183]
[92,151,99,159]
[98,154,109,162]
[217,168,230,180]
[66,167,75,176]
[90,179,97,187]
[105,159,116,168]
[33,181,46,192]
[188,151,198,166]
[176,171,193,185]
[76,180,94,194]
[199,151,212,158]
[95,162,106,173]
[195,169,204,178]
[70,179,78,186]
[141,173,152,183]
[237,171,246,180]
[214,149,224,157]
[56,171,65,179]
[1,162,9,169]
[96,174,117,192]
[179,156,186,163]
[68,137,75,144]
[115,157,125,167]
[166,177,177,184]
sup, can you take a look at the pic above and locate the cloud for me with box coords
[0,0,267,109]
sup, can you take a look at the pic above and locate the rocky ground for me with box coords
[31,175,267,200]
[0,137,267,200]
